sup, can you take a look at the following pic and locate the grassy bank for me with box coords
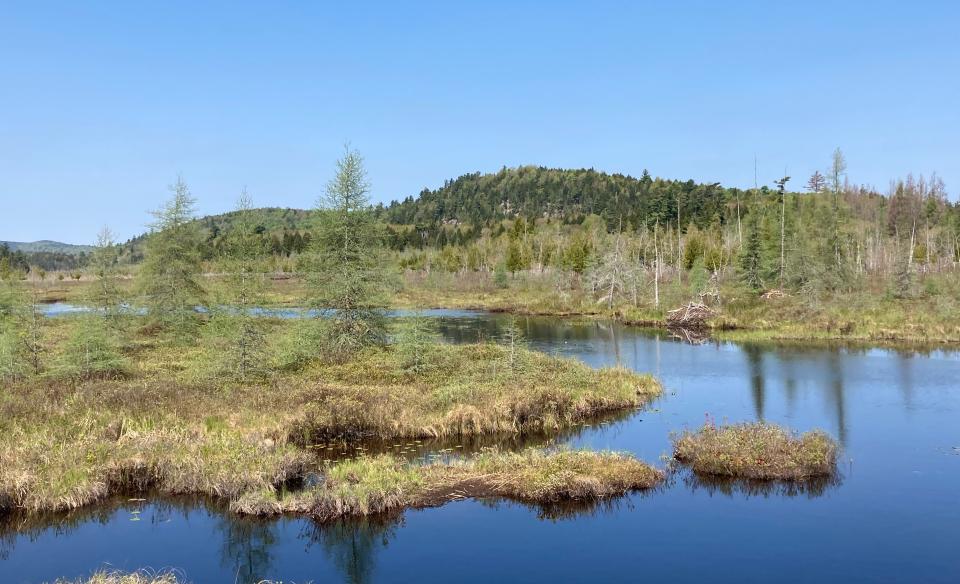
[396,270,960,344]
[0,317,660,515]
[672,422,839,480]
[25,268,960,344]
[232,447,664,520]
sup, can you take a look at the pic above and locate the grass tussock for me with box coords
[0,421,309,513]
[672,422,838,480]
[50,570,182,584]
[232,448,663,521]
[290,343,660,443]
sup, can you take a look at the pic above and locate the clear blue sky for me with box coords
[2,1,958,243]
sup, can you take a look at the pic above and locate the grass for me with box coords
[672,422,839,480]
[27,267,960,344]
[395,269,960,344]
[0,317,660,515]
[232,447,664,520]
[50,571,183,584]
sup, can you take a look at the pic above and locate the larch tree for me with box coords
[204,190,270,381]
[137,177,206,342]
[306,146,390,360]
[88,226,126,327]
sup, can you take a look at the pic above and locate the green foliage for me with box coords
[739,214,764,293]
[493,263,509,289]
[688,257,708,298]
[87,227,126,328]
[271,318,327,371]
[55,316,128,380]
[0,323,28,381]
[500,317,529,375]
[505,239,528,274]
[203,192,270,381]
[393,312,439,376]
[137,178,205,341]
[561,233,592,274]
[304,147,390,360]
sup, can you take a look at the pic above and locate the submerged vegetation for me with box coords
[672,422,839,481]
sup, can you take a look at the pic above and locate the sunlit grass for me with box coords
[672,422,839,480]
[232,447,663,520]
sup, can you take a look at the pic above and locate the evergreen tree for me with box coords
[305,146,390,360]
[137,177,205,341]
[740,213,764,293]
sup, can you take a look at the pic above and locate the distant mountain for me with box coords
[1,240,95,255]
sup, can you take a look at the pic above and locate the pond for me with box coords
[4,312,960,583]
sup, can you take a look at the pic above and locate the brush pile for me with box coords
[666,302,714,330]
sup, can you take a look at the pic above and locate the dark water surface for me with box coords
[5,312,960,583]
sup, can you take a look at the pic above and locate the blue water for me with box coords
[4,313,959,583]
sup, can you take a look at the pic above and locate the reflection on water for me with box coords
[680,468,843,499]
[4,311,960,583]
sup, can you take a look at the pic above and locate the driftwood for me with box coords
[666,302,714,330]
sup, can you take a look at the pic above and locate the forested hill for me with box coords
[119,207,317,263]
[1,240,94,255]
[380,166,737,230]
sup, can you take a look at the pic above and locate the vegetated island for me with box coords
[0,336,661,517]
[672,421,839,481]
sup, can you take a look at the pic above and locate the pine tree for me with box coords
[305,146,390,360]
[137,177,205,341]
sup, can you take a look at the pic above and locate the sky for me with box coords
[1,1,958,244]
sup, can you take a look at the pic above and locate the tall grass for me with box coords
[672,422,838,480]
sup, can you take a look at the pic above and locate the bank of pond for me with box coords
[2,311,958,583]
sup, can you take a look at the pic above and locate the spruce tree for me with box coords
[740,213,764,293]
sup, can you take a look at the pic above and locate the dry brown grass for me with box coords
[672,422,838,480]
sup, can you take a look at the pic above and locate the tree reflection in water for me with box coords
[300,514,401,584]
